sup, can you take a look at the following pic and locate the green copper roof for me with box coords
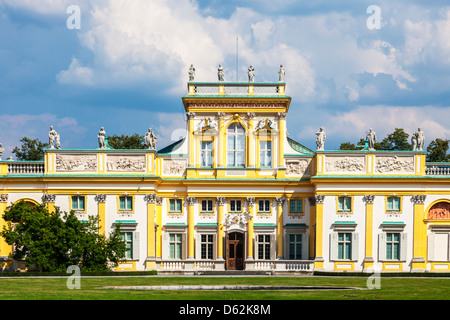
[287,137,314,155]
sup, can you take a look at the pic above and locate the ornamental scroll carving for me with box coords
[428,202,450,220]
[163,159,187,176]
[286,159,311,176]
[56,154,97,172]
[106,155,146,172]
[325,156,365,174]
[223,212,252,231]
[375,156,414,174]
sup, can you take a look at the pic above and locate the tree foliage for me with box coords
[107,134,145,149]
[12,137,49,161]
[339,128,412,151]
[1,200,126,272]
[426,138,450,162]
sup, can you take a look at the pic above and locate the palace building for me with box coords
[1,74,450,274]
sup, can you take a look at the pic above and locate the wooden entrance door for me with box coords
[226,232,244,270]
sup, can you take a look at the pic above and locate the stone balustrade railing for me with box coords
[6,162,45,175]
[425,163,450,176]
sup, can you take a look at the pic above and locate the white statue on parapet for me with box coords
[188,64,195,81]
[49,126,61,149]
[145,128,157,150]
[412,128,425,151]
[248,65,255,82]
[98,127,106,149]
[316,127,326,151]
[218,64,225,81]
[366,128,377,151]
[278,65,285,82]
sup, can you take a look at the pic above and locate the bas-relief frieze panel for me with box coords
[428,202,450,220]
[55,154,98,172]
[285,159,311,176]
[325,156,366,174]
[163,159,188,176]
[106,155,146,172]
[375,156,414,174]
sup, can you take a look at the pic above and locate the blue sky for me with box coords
[1,0,450,158]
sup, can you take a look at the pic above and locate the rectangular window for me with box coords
[257,235,271,260]
[258,199,271,212]
[289,234,302,259]
[119,196,133,211]
[71,195,85,211]
[169,199,182,213]
[229,199,242,213]
[169,234,182,259]
[337,196,352,212]
[386,233,400,260]
[201,199,214,212]
[201,234,214,259]
[200,141,213,167]
[259,140,272,167]
[338,233,352,260]
[121,232,133,259]
[387,197,401,211]
[289,199,303,213]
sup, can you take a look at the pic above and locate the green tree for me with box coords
[374,128,411,151]
[426,138,450,162]
[107,133,145,149]
[12,137,49,161]
[1,200,126,272]
[339,142,357,150]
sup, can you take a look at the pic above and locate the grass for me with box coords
[0,274,449,300]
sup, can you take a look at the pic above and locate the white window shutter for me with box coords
[427,232,435,261]
[378,233,386,261]
[181,233,187,260]
[162,233,169,259]
[132,232,140,261]
[351,233,359,261]
[270,233,276,260]
[400,233,408,261]
[303,233,309,260]
[330,233,338,261]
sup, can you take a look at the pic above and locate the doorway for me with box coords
[226,232,245,270]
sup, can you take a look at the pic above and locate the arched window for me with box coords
[227,123,245,167]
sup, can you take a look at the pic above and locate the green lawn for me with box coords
[0,275,449,300]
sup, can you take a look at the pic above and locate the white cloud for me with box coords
[56,57,94,86]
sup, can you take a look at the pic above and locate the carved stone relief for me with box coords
[375,156,414,174]
[428,202,450,219]
[223,212,252,231]
[163,159,188,176]
[285,159,311,176]
[56,154,98,172]
[106,155,146,172]
[325,156,365,174]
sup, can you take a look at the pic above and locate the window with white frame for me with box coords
[289,199,303,213]
[71,195,85,211]
[121,232,133,259]
[259,140,272,167]
[201,234,214,259]
[288,234,303,259]
[229,199,242,213]
[257,235,271,260]
[200,141,213,167]
[169,199,182,213]
[119,196,133,211]
[337,196,352,212]
[201,199,214,213]
[386,233,400,260]
[169,234,183,259]
[227,123,245,167]
[337,232,352,260]
[386,196,401,211]
[378,226,407,262]
[258,199,271,213]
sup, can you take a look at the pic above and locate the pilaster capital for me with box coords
[186,112,196,120]
[363,195,375,204]
[246,197,256,206]
[0,194,8,203]
[144,194,157,204]
[186,196,198,206]
[216,197,226,206]
[308,197,316,206]
[275,197,286,206]
[412,195,426,205]
[42,194,56,203]
[95,194,106,203]
[315,195,325,204]
[155,196,164,206]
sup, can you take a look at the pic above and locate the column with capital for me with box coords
[308,197,316,260]
[246,197,255,260]
[186,196,197,259]
[95,194,106,235]
[314,195,325,270]
[412,195,427,271]
[0,194,11,264]
[155,197,163,260]
[363,195,375,271]
[276,197,286,259]
[42,194,56,214]
[144,194,157,269]
[217,197,226,260]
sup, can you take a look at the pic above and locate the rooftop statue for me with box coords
[278,65,285,82]
[145,128,157,150]
[366,128,377,151]
[188,64,195,81]
[412,128,425,151]
[98,127,106,149]
[49,126,61,149]
[0,143,4,160]
[218,64,225,82]
[316,127,326,151]
[248,65,255,82]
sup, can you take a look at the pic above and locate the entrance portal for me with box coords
[226,232,245,270]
